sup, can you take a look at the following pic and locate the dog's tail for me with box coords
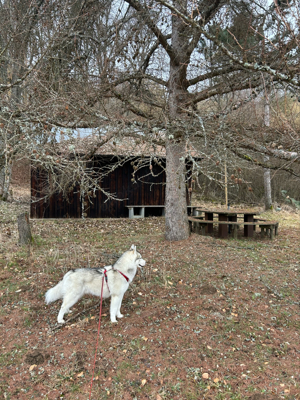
[45,280,65,304]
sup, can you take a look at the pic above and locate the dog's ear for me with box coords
[130,244,136,252]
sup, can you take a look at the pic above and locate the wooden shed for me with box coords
[31,154,166,219]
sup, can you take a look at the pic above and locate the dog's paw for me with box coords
[110,319,118,323]
[57,319,65,324]
[117,313,124,319]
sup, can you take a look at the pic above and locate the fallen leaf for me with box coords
[207,345,212,350]
[29,364,37,371]
[214,378,219,383]
[77,371,84,377]
[157,395,162,400]
[142,337,148,341]
[202,372,209,379]
[90,316,96,320]
[141,379,147,387]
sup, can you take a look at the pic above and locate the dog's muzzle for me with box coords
[138,259,146,268]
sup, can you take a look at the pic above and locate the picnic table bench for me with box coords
[188,216,279,239]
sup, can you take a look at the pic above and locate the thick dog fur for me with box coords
[45,245,145,323]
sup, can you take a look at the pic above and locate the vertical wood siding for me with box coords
[31,156,166,218]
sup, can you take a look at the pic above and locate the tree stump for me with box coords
[17,212,32,245]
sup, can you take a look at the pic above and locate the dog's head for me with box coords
[114,245,146,276]
[130,244,146,269]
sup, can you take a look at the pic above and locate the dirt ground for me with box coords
[0,184,300,400]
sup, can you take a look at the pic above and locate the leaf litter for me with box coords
[0,197,300,399]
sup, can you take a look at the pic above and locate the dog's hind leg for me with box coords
[57,292,82,324]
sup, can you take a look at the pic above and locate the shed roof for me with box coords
[58,133,166,158]
[56,127,202,159]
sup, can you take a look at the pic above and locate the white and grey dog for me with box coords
[45,245,145,324]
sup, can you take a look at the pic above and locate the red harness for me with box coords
[117,270,130,282]
[103,268,129,293]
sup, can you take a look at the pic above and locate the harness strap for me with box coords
[102,267,130,293]
[103,269,110,292]
[117,270,130,282]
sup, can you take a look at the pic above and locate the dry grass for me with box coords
[0,196,300,400]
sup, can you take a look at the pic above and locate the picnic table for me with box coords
[189,208,279,239]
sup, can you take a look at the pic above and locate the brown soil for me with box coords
[0,188,300,399]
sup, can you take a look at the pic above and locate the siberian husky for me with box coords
[45,245,145,323]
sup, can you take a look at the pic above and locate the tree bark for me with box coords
[165,0,190,241]
[0,164,12,201]
[264,166,272,209]
[263,97,272,210]
[18,212,32,245]
[165,139,190,241]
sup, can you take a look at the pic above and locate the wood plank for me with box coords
[188,218,278,226]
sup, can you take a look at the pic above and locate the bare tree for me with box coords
[106,0,300,239]
[1,0,300,241]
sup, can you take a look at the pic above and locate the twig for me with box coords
[49,301,102,331]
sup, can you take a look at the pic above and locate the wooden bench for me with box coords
[188,217,279,239]
[126,205,165,218]
[126,205,198,218]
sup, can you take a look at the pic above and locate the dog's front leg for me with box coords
[110,295,120,323]
[116,293,124,319]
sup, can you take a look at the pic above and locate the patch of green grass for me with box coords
[32,236,48,247]
[1,280,20,296]
[0,345,26,367]
[23,316,33,327]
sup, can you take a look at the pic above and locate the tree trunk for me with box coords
[18,212,32,245]
[0,164,12,201]
[263,97,272,210]
[264,166,272,209]
[165,1,190,241]
[165,139,190,241]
